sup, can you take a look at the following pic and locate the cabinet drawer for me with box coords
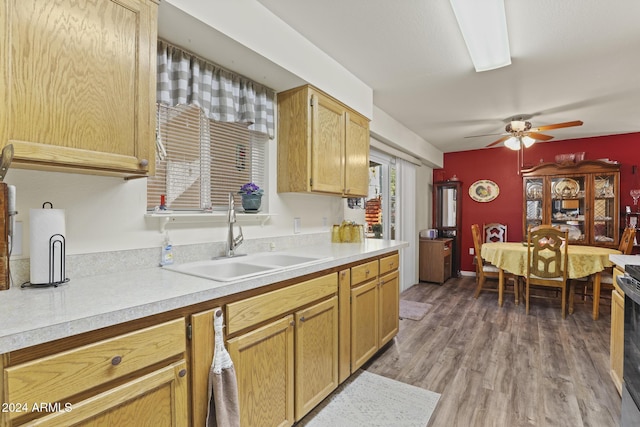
[351,260,379,286]
[4,318,185,418]
[379,253,399,275]
[227,273,338,334]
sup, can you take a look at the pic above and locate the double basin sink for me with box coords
[164,252,330,282]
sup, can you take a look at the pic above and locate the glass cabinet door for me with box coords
[592,173,617,244]
[550,175,586,244]
[524,178,544,232]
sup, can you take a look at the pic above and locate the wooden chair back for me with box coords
[484,223,507,243]
[471,224,484,266]
[619,227,636,254]
[527,227,568,280]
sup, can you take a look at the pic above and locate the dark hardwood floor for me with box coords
[364,276,621,427]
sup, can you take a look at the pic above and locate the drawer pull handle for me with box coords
[179,369,187,378]
[139,159,149,167]
[300,316,306,322]
[111,356,122,366]
[365,269,370,275]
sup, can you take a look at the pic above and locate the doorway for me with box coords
[367,150,396,240]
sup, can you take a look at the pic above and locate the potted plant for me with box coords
[239,182,264,212]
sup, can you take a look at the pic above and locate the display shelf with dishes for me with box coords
[521,160,620,248]
[524,178,544,231]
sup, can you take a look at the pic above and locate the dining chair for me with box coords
[483,223,507,243]
[575,227,636,300]
[525,226,574,319]
[472,224,517,301]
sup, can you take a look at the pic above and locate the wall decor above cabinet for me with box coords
[0,0,158,177]
[277,85,370,197]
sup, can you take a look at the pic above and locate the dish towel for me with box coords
[206,309,240,427]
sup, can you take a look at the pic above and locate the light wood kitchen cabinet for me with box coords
[419,238,453,283]
[1,318,188,426]
[611,266,625,395]
[226,273,338,426]
[0,0,158,177]
[277,85,370,197]
[522,160,620,247]
[189,308,217,427]
[350,252,400,373]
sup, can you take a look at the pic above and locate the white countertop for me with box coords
[610,254,640,270]
[0,240,407,353]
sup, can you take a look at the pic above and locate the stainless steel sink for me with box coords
[164,251,330,282]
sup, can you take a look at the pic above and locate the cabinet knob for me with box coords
[178,369,187,378]
[299,316,306,322]
[365,269,370,275]
[111,356,122,366]
[341,271,346,279]
[139,159,149,167]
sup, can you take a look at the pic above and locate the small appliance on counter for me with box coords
[419,229,438,240]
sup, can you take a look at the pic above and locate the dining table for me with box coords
[480,242,621,320]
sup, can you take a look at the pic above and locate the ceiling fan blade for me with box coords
[464,132,505,139]
[486,135,511,148]
[527,132,554,141]
[529,120,583,132]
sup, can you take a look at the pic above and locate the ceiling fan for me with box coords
[467,119,584,150]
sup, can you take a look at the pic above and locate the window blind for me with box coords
[148,103,267,211]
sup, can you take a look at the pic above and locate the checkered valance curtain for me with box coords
[157,40,275,139]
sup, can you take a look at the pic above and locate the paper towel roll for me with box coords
[30,208,66,285]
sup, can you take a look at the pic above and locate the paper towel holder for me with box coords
[21,202,69,288]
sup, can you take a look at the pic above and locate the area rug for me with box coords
[399,299,432,321]
[299,370,440,427]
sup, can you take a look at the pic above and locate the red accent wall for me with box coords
[434,132,640,274]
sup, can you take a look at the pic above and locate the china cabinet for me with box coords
[522,160,620,247]
[433,181,462,276]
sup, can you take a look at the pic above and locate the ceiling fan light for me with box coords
[504,136,520,150]
[522,135,536,148]
[449,0,511,72]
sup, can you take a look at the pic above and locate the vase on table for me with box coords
[241,194,262,212]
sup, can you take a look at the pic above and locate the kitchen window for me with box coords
[149,41,274,212]
[147,103,267,211]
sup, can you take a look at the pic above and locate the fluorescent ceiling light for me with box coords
[449,0,511,72]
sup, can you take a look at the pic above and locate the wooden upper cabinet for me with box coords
[0,0,158,177]
[277,85,370,196]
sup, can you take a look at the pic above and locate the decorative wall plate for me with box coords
[469,180,499,202]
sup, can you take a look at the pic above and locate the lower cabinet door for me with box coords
[611,288,624,395]
[24,361,188,427]
[350,279,379,372]
[295,296,339,420]
[227,316,295,427]
[378,270,399,347]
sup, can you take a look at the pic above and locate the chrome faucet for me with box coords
[226,193,244,257]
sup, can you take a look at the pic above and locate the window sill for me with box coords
[145,212,273,233]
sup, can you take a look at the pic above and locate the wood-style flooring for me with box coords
[364,276,621,427]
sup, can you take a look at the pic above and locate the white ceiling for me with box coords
[256,0,640,153]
